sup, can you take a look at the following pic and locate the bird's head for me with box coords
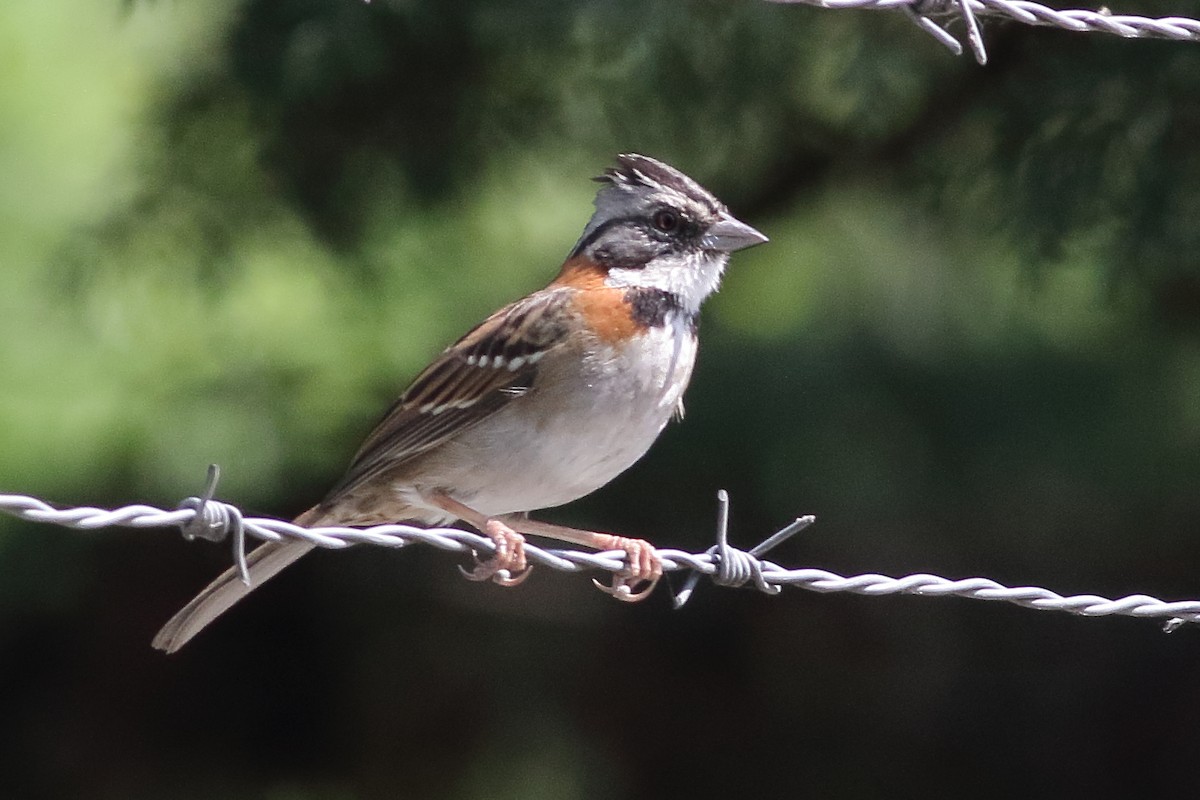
[568,153,767,313]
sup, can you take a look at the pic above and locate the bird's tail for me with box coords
[151,505,327,654]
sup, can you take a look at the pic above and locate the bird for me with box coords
[152,153,767,653]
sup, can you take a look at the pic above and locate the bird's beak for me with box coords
[703,212,769,252]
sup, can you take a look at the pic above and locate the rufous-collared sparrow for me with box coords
[153,154,767,653]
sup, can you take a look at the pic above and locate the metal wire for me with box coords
[767,0,1200,64]
[1,469,1197,631]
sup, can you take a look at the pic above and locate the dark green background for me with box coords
[3,1,1200,797]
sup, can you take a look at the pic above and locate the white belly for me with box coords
[411,319,697,516]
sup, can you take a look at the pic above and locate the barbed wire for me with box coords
[768,0,1200,64]
[1,466,1196,633]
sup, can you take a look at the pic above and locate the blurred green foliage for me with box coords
[3,1,1200,798]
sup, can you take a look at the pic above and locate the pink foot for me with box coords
[591,536,662,602]
[461,518,531,587]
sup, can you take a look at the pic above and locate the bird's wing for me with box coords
[321,287,575,502]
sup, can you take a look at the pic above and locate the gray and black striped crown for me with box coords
[596,154,722,211]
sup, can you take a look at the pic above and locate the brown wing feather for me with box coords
[319,288,575,503]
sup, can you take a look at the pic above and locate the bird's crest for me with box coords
[596,153,720,210]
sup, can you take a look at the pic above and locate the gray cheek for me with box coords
[592,232,666,270]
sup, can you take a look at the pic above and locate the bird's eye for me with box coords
[652,209,680,233]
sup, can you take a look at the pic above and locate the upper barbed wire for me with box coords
[767,0,1200,64]
[2,468,1197,632]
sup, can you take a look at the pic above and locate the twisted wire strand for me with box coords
[767,0,1200,64]
[2,483,1197,630]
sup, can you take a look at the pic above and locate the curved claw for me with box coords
[493,566,532,587]
[590,536,663,603]
[592,575,659,603]
[459,563,492,582]
[459,562,532,586]
[458,519,530,587]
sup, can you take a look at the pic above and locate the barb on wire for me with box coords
[673,489,815,608]
[2,466,1199,632]
[176,464,249,585]
[767,0,1200,64]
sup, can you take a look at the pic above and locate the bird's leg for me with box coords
[498,516,662,603]
[427,491,530,587]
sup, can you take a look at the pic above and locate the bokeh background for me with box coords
[3,1,1200,797]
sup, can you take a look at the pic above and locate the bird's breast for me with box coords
[414,317,698,516]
